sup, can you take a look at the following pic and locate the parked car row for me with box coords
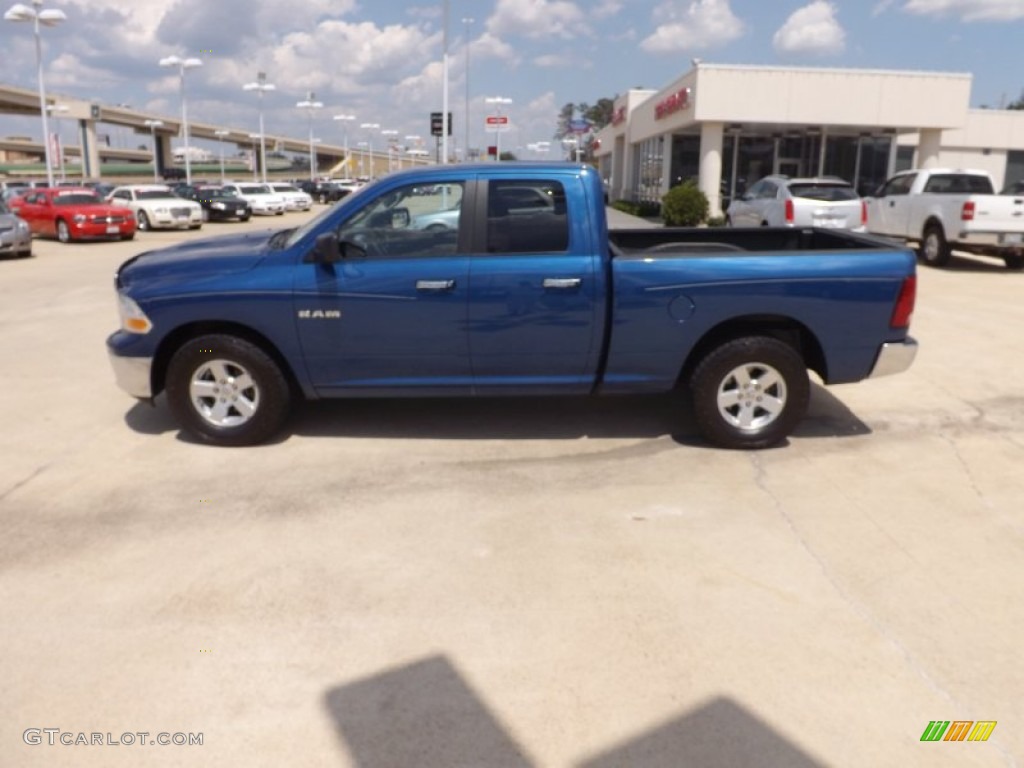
[2,179,316,252]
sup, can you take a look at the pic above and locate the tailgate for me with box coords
[964,194,1024,240]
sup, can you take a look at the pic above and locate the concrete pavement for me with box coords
[1,214,1021,767]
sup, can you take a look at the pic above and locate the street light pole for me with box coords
[5,0,66,188]
[333,114,356,178]
[462,16,473,161]
[242,72,275,183]
[158,54,202,185]
[442,0,450,164]
[144,119,163,182]
[214,129,229,184]
[296,91,323,181]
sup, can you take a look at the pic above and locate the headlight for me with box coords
[212,202,226,210]
[117,292,153,334]
[17,220,29,232]
[154,207,168,214]
[73,214,87,223]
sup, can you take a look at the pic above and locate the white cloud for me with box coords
[640,0,745,53]
[486,0,589,40]
[773,1,846,56]
[901,0,1024,21]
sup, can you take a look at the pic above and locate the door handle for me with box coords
[416,279,456,292]
[542,278,582,290]
[888,201,895,208]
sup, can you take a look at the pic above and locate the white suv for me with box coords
[220,183,286,216]
[268,183,313,211]
[727,176,866,231]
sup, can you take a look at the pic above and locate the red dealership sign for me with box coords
[655,87,692,120]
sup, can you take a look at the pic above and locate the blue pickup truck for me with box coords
[107,163,918,449]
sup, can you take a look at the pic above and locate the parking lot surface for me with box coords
[1,214,1022,767]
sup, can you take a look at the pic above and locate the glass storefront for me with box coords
[632,137,664,203]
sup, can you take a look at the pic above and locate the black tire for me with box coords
[690,336,810,450]
[318,192,328,204]
[137,211,150,231]
[56,219,71,243]
[165,334,291,447]
[919,223,951,267]
[239,213,251,222]
[1003,253,1024,270]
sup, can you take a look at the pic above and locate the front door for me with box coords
[293,180,472,395]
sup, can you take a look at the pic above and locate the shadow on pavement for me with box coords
[122,382,870,446]
[324,655,827,768]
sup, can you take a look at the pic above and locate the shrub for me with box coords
[661,182,709,226]
[706,215,727,228]
[611,199,662,218]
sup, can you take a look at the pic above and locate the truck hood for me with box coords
[116,229,281,291]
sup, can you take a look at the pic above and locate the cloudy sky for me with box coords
[1,0,1022,158]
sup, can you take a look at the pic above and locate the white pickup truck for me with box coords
[865,168,1024,269]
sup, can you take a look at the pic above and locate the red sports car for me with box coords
[9,187,136,243]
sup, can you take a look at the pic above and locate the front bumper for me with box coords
[71,221,135,239]
[955,231,1024,248]
[869,337,918,378]
[107,348,153,398]
[0,228,32,253]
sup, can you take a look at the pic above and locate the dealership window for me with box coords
[1004,150,1024,190]
[669,134,700,189]
[632,137,664,203]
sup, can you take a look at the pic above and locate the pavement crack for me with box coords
[747,453,969,717]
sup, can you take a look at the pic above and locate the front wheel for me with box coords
[137,211,151,231]
[919,224,951,267]
[690,336,809,449]
[56,219,72,243]
[165,334,291,446]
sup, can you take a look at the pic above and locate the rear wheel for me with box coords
[1003,252,1024,270]
[919,223,951,267]
[690,336,809,449]
[165,334,292,447]
[56,219,72,243]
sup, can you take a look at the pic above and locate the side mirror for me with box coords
[307,232,342,264]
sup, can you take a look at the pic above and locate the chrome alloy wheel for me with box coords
[715,362,787,431]
[188,358,260,428]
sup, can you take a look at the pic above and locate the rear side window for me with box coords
[923,174,995,194]
[787,183,857,201]
[486,180,568,254]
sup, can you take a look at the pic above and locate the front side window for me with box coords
[336,181,464,258]
[486,180,568,254]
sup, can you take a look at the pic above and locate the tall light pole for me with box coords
[159,54,202,185]
[5,0,66,188]
[214,128,229,183]
[296,91,323,181]
[360,122,379,179]
[46,103,68,180]
[333,114,356,178]
[247,133,261,181]
[242,72,274,183]
[441,0,450,164]
[462,16,473,161]
[144,119,163,182]
[355,141,369,178]
[405,135,421,169]
[485,96,512,162]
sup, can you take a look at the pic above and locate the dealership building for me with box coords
[592,63,1024,216]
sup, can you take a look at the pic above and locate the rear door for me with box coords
[465,177,602,394]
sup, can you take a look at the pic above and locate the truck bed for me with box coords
[608,226,898,256]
